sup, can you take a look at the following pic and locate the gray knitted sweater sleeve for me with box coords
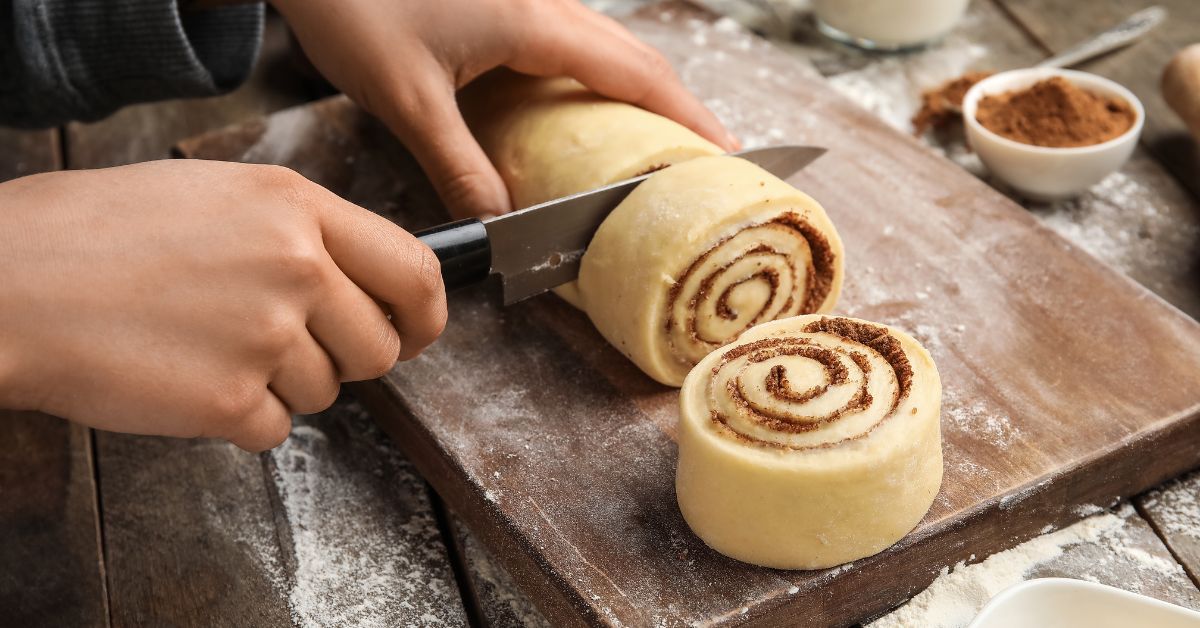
[1,0,264,128]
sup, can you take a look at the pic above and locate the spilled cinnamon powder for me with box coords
[975,76,1136,147]
[912,71,993,135]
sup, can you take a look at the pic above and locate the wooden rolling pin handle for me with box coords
[413,218,492,292]
[1163,44,1200,142]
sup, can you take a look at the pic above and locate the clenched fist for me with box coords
[0,160,446,451]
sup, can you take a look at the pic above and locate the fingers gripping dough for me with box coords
[578,156,845,386]
[676,315,943,569]
[463,72,723,307]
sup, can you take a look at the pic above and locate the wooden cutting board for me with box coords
[177,3,1200,625]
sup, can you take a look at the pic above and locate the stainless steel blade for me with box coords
[485,144,827,304]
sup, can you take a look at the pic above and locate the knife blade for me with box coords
[414,145,826,305]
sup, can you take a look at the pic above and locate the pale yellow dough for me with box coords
[578,155,844,386]
[676,315,943,570]
[462,72,723,306]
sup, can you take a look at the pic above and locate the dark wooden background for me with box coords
[3,1,1200,626]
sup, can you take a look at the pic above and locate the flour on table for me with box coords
[941,382,1019,448]
[198,448,288,596]
[1141,471,1200,542]
[268,400,464,628]
[871,504,1193,628]
[1030,170,1200,285]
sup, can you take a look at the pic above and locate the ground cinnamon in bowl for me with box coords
[974,76,1136,148]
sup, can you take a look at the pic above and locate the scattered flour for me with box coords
[198,447,288,596]
[268,401,464,627]
[871,505,1192,628]
[998,477,1052,512]
[1141,471,1200,542]
[1030,170,1200,284]
[941,383,1020,448]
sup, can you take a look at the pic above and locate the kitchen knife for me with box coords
[414,145,826,305]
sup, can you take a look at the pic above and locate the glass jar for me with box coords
[813,0,971,51]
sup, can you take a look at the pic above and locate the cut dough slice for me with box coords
[578,155,844,386]
[676,315,943,569]
[462,71,723,306]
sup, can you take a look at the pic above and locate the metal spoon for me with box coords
[1036,5,1166,70]
[936,6,1166,116]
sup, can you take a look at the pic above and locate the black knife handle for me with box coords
[413,218,491,292]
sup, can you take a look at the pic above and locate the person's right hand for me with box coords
[0,160,446,451]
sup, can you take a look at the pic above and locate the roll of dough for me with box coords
[464,71,723,207]
[676,315,942,569]
[462,71,723,306]
[577,155,844,386]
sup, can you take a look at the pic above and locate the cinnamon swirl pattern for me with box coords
[577,155,844,386]
[676,315,943,570]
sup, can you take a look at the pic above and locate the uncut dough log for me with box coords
[578,155,844,386]
[463,71,723,207]
[462,71,723,306]
[676,315,943,570]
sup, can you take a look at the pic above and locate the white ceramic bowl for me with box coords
[962,68,1144,201]
[968,578,1200,628]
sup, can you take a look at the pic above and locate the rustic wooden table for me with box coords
[2,1,1199,626]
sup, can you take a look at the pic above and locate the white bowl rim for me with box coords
[962,67,1145,155]
[968,577,1200,627]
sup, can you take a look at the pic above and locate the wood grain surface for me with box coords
[0,413,108,628]
[97,433,293,627]
[263,396,470,627]
[176,3,1200,626]
[0,128,60,179]
[1138,471,1200,589]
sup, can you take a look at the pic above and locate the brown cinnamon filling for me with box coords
[633,163,669,177]
[728,340,870,431]
[708,317,913,451]
[802,317,912,398]
[664,212,837,356]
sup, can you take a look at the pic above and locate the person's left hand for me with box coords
[269,0,738,219]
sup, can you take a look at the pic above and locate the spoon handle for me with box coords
[1037,6,1166,69]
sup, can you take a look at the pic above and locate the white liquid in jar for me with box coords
[813,0,970,48]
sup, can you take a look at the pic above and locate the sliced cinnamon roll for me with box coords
[578,155,844,385]
[676,315,943,569]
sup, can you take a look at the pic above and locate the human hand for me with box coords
[270,0,738,219]
[0,160,446,451]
